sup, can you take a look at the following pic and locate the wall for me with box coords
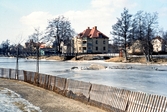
[73,37,109,54]
[92,38,108,53]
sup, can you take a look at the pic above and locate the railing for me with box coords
[0,68,167,112]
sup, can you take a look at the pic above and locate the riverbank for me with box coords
[29,55,167,64]
[105,56,167,64]
[0,78,105,112]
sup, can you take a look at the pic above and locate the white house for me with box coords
[151,36,166,53]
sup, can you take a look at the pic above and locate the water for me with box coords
[0,57,167,97]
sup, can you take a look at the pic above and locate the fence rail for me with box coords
[0,68,166,112]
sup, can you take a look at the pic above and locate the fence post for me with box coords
[1,68,4,78]
[9,69,11,79]
[63,78,67,95]
[88,83,92,102]
[23,70,27,82]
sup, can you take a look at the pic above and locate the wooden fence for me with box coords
[0,68,167,112]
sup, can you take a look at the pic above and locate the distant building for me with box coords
[127,40,143,55]
[151,36,166,53]
[108,44,119,53]
[60,41,73,54]
[73,26,109,54]
[40,48,55,55]
[39,42,57,55]
[24,39,39,50]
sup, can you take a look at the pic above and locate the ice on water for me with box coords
[0,87,41,112]
[1,57,167,97]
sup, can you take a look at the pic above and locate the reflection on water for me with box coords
[0,57,167,97]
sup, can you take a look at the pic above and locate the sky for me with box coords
[0,0,167,45]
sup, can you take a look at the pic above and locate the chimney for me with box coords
[94,26,97,30]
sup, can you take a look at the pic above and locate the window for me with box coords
[103,47,106,50]
[96,47,98,50]
[96,40,98,44]
[99,34,102,38]
[83,47,86,50]
[103,40,105,44]
[83,41,86,44]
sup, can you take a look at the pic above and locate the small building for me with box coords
[39,42,55,55]
[24,39,38,49]
[151,36,166,53]
[60,41,73,54]
[127,40,143,55]
[40,48,55,55]
[73,26,109,54]
[108,44,119,53]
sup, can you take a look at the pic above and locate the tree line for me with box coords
[0,8,167,62]
[111,8,167,62]
[0,16,75,56]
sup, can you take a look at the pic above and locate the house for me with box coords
[39,41,58,55]
[60,41,73,54]
[24,39,39,51]
[73,26,109,54]
[108,44,119,53]
[127,40,143,55]
[40,48,55,55]
[151,36,166,53]
[25,39,55,55]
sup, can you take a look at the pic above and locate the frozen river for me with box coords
[0,57,167,97]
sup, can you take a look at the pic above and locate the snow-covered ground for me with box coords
[0,87,41,112]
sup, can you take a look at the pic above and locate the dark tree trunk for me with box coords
[124,33,128,61]
[36,45,39,73]
[15,46,19,80]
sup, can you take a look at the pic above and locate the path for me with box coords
[0,78,105,112]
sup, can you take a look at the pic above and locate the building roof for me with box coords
[78,26,109,38]
[152,36,166,44]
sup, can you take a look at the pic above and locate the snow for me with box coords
[0,87,41,112]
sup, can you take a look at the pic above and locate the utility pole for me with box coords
[36,43,40,73]
[15,45,19,80]
[36,42,40,85]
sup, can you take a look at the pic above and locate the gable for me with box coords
[152,36,166,45]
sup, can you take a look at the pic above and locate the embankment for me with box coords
[0,68,167,112]
[0,78,104,112]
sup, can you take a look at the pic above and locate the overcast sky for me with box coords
[0,0,167,45]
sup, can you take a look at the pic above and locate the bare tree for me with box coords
[28,28,43,73]
[111,8,132,61]
[11,35,25,80]
[45,16,75,53]
[130,11,158,62]
[130,11,147,55]
[133,11,146,40]
[162,30,167,42]
[142,12,158,62]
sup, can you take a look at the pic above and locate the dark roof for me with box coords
[78,26,108,38]
[152,36,166,43]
